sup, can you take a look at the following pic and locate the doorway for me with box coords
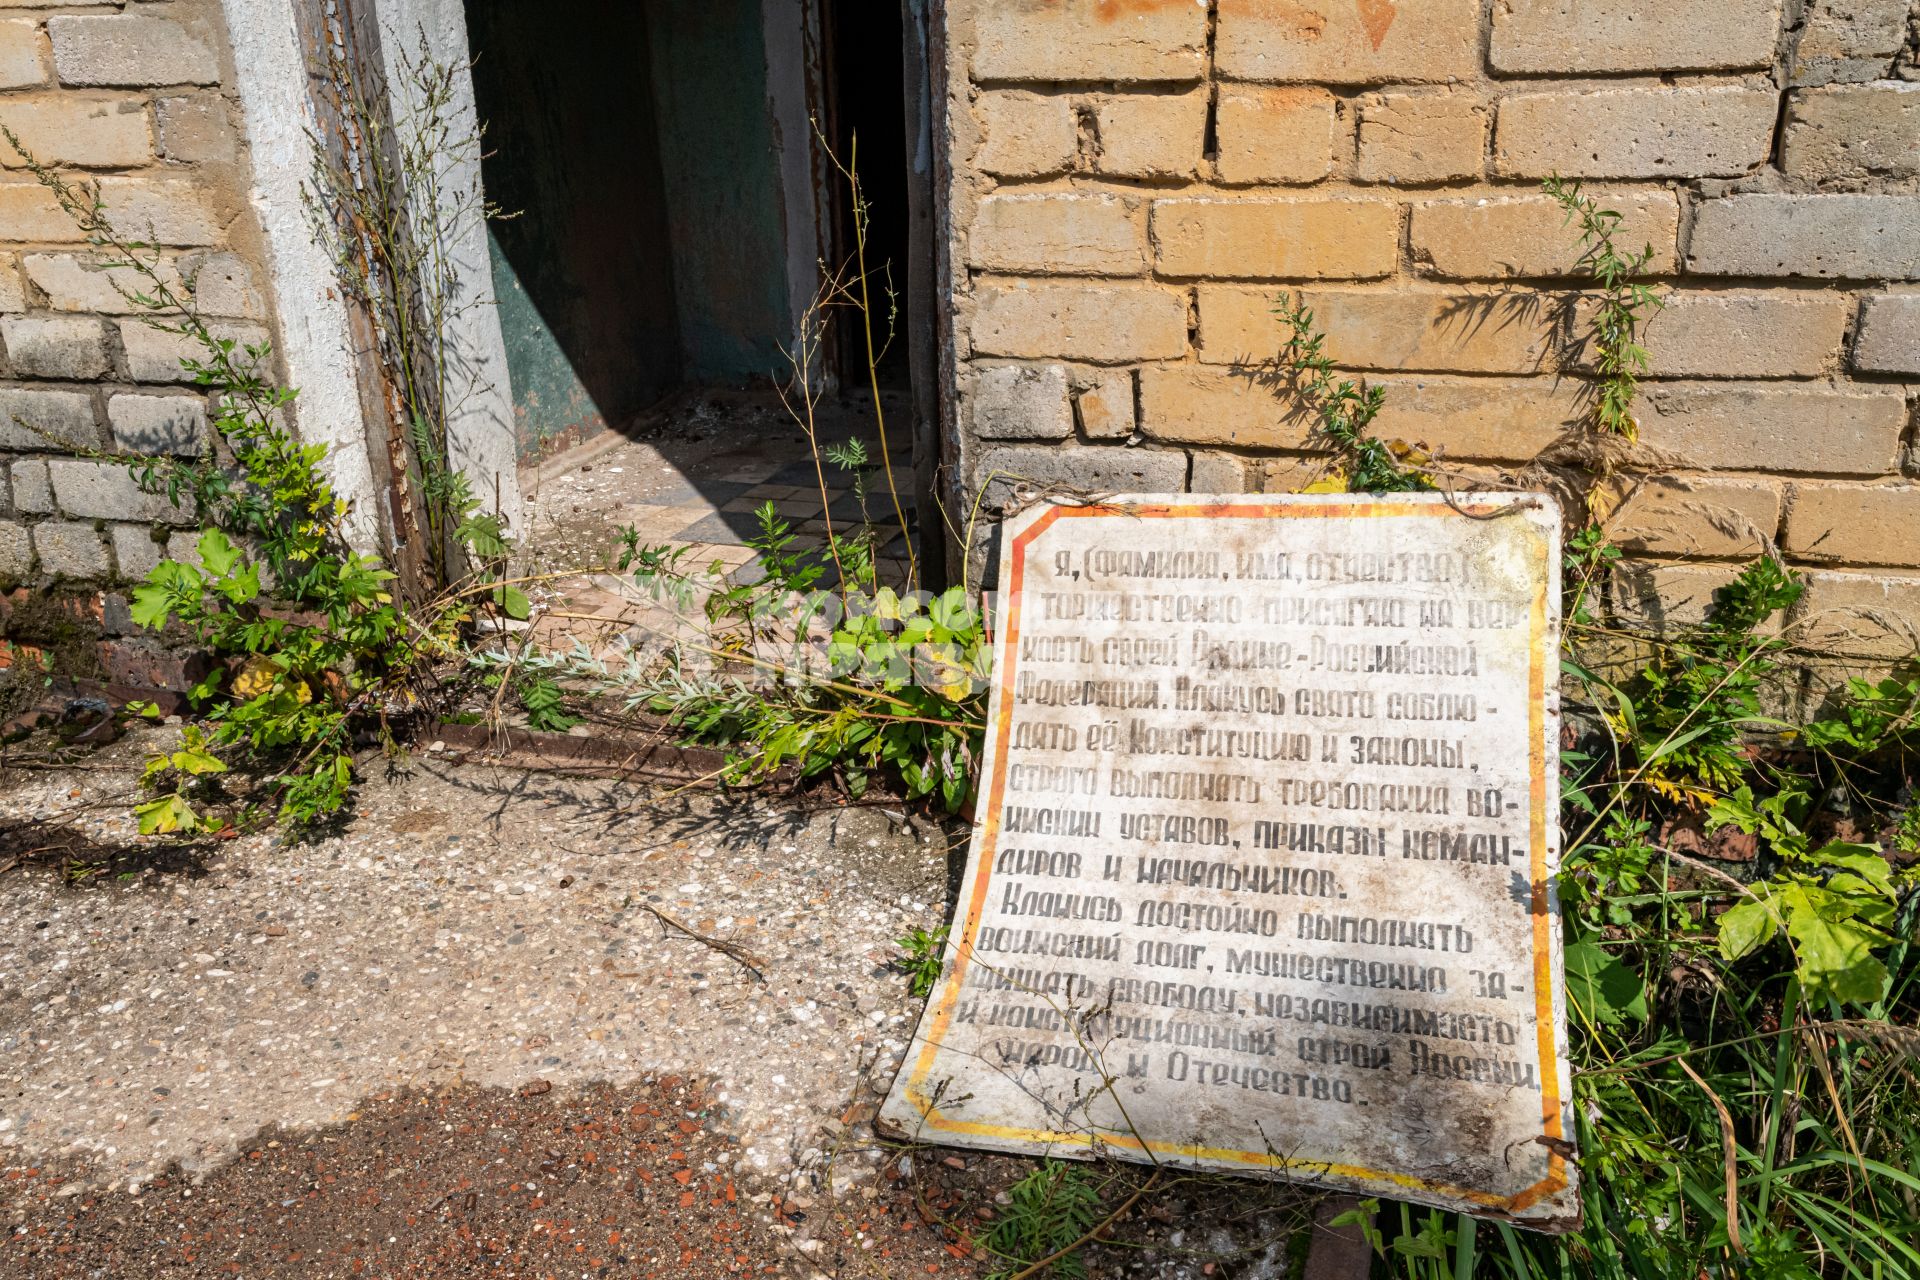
[817,0,914,392]
[465,0,924,461]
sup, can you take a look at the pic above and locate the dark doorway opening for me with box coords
[819,0,914,392]
[464,0,935,573]
[468,0,812,461]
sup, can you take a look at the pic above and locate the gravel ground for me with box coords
[0,733,1321,1277]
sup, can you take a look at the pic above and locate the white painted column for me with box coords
[370,0,522,535]
[217,0,383,553]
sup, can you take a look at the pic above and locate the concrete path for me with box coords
[0,732,949,1198]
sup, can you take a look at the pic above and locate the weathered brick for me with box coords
[1215,0,1478,84]
[1494,87,1776,179]
[1152,199,1398,280]
[974,92,1076,178]
[0,18,45,88]
[1790,0,1910,84]
[1356,93,1487,184]
[1189,452,1254,494]
[109,525,200,579]
[1093,92,1205,180]
[972,2,1206,83]
[154,93,236,165]
[49,14,218,86]
[31,519,108,578]
[1072,368,1135,440]
[1617,291,1852,379]
[968,194,1145,276]
[1609,476,1781,558]
[0,386,97,450]
[0,181,88,242]
[47,458,192,523]
[118,318,264,382]
[107,392,206,456]
[1784,484,1920,567]
[2,314,105,378]
[969,443,1187,509]
[9,455,46,511]
[1411,192,1679,280]
[1197,287,1553,373]
[0,517,25,578]
[1490,0,1782,73]
[971,282,1186,363]
[96,178,221,246]
[0,258,21,311]
[0,96,149,169]
[1257,454,1347,493]
[1852,292,1920,373]
[23,252,184,313]
[179,251,263,318]
[1689,195,1920,279]
[1636,383,1907,474]
[1614,561,1760,629]
[1792,571,1920,657]
[967,364,1072,441]
[1782,84,1920,180]
[108,521,175,579]
[1137,365,1308,449]
[1364,377,1579,461]
[1212,87,1336,185]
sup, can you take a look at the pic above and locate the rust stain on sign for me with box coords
[880,492,1578,1230]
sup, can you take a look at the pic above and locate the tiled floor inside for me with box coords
[512,389,918,673]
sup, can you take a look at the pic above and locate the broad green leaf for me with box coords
[931,586,976,633]
[129,583,174,630]
[196,528,241,578]
[1716,897,1777,962]
[493,585,531,620]
[1780,882,1896,1005]
[1563,935,1648,1025]
[1813,844,1895,896]
[1706,785,1762,835]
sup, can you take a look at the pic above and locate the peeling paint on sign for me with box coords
[880,492,1578,1231]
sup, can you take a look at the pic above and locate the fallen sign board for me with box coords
[879,492,1578,1230]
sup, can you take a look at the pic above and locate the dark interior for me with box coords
[465,0,918,459]
[819,0,913,390]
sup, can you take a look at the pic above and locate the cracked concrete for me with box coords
[0,731,952,1200]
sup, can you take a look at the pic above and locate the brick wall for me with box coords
[0,0,273,699]
[0,0,269,594]
[944,0,1920,693]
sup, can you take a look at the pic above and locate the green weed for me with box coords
[1270,295,1434,494]
[1543,175,1665,440]
[983,1160,1103,1280]
[896,924,950,1000]
[6,130,510,836]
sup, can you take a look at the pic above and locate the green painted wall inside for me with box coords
[467,0,793,457]
[647,0,794,383]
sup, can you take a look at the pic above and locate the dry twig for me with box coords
[640,903,768,983]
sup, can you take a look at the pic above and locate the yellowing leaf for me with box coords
[134,794,197,836]
[231,655,284,699]
[169,747,226,776]
[1300,474,1350,494]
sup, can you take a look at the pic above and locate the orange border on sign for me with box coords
[899,500,1569,1213]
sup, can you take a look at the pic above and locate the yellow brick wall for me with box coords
[0,0,274,585]
[943,0,1920,697]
